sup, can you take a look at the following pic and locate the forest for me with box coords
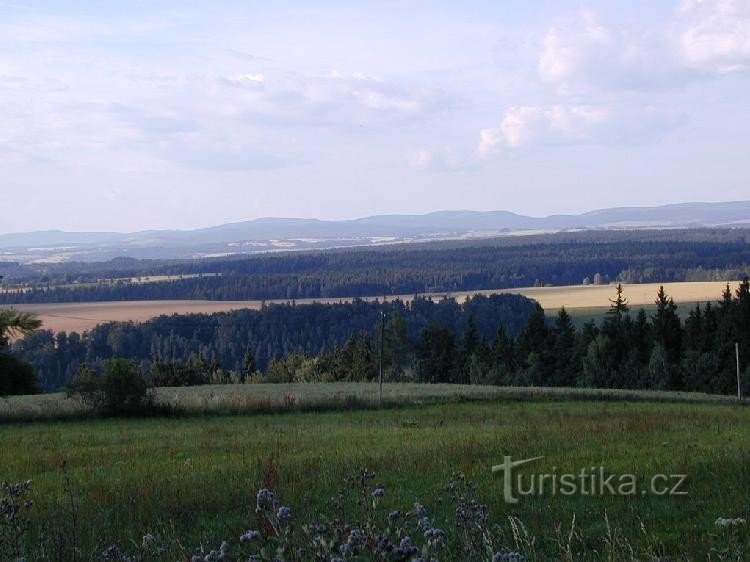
[2,229,750,304]
[10,293,538,391]
[7,281,750,397]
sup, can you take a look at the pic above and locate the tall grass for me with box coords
[1,383,742,422]
[0,400,748,559]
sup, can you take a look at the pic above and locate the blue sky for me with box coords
[1,0,749,232]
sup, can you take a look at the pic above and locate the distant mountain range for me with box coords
[3,201,750,263]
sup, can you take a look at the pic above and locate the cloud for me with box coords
[408,147,477,172]
[537,10,693,93]
[673,0,750,73]
[0,50,448,171]
[536,2,750,96]
[478,104,683,155]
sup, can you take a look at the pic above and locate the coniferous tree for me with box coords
[416,324,457,383]
[551,308,578,386]
[242,344,257,381]
[516,306,553,385]
[652,286,683,388]
[382,311,412,381]
[457,316,481,384]
[608,284,629,319]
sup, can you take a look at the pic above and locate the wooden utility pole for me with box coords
[737,342,743,401]
[379,309,385,405]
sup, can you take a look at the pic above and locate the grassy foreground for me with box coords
[1,398,749,559]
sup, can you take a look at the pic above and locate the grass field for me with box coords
[0,382,740,422]
[10,280,742,334]
[0,396,748,559]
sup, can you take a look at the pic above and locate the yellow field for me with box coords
[8,280,742,334]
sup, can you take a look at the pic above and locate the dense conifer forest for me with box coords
[2,230,750,304]
[8,281,750,397]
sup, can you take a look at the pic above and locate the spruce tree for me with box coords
[652,286,683,388]
[242,344,257,381]
[552,308,577,386]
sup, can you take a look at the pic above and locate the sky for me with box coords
[1,0,749,233]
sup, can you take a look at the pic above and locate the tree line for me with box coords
[5,281,750,396]
[3,230,750,304]
[263,281,750,395]
[11,294,538,391]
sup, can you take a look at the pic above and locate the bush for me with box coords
[0,353,39,396]
[67,359,154,416]
[149,358,210,387]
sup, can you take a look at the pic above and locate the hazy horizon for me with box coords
[2,0,749,233]
[3,198,750,236]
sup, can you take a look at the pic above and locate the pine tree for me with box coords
[608,284,629,319]
[416,324,457,384]
[652,286,682,386]
[383,311,411,381]
[242,344,257,381]
[517,306,552,385]
[551,308,577,386]
[491,325,514,368]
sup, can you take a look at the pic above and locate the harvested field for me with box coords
[8,280,742,333]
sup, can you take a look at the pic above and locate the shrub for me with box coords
[67,359,154,416]
[149,358,209,387]
[0,353,39,396]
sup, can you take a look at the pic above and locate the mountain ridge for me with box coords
[3,200,749,262]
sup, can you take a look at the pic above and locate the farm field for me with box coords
[9,280,742,334]
[0,397,748,559]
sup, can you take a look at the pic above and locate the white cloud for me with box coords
[223,73,266,88]
[409,147,476,171]
[538,10,614,86]
[479,104,682,154]
[674,0,750,73]
[0,52,447,171]
[536,2,750,96]
[537,10,690,93]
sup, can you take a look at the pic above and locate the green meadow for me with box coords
[1,395,749,559]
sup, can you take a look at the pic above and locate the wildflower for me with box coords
[240,530,261,543]
[413,502,428,517]
[347,528,364,546]
[375,535,391,553]
[388,509,401,522]
[339,543,352,555]
[399,536,418,555]
[423,528,444,539]
[307,522,327,535]
[424,528,445,549]
[256,488,275,512]
[277,505,293,522]
[101,545,125,561]
[372,487,385,498]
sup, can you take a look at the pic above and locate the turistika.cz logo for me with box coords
[491,456,687,504]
